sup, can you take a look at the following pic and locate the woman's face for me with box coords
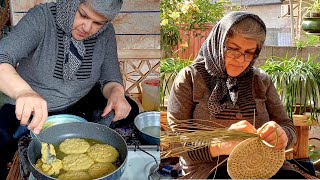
[224,34,258,77]
[72,4,108,40]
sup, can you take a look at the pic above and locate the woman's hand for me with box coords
[209,141,241,157]
[210,120,257,157]
[257,121,288,150]
[15,90,48,134]
[101,93,131,122]
[228,120,257,134]
[101,82,131,122]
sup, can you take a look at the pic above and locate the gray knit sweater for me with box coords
[168,62,297,179]
[0,3,123,111]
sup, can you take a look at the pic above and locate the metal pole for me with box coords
[296,0,302,40]
[289,0,295,45]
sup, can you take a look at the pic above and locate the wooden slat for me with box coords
[118,49,161,59]
[113,13,159,34]
[10,0,159,12]
[10,0,55,12]
[116,35,160,49]
[293,114,318,126]
[293,126,309,159]
[122,0,159,11]
[10,13,24,26]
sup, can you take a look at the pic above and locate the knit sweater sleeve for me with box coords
[168,66,213,161]
[168,66,194,121]
[263,73,297,149]
[0,5,44,66]
[98,23,124,90]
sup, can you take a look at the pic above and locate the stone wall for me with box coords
[255,46,320,67]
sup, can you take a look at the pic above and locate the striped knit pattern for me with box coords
[194,62,257,121]
[0,54,10,64]
[50,5,97,80]
[187,146,211,161]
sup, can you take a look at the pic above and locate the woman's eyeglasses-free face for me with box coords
[224,48,256,62]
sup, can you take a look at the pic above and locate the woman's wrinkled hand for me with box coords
[210,120,257,157]
[228,120,257,134]
[257,121,288,150]
[210,141,241,157]
[15,90,48,134]
[101,94,131,122]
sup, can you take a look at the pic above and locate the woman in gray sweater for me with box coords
[0,0,138,178]
[167,11,303,179]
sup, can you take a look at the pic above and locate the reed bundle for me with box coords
[160,119,259,159]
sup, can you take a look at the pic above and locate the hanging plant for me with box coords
[302,0,320,34]
[260,54,320,122]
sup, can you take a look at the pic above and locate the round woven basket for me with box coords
[227,137,285,179]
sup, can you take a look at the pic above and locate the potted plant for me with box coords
[160,0,238,58]
[302,0,320,34]
[260,54,320,122]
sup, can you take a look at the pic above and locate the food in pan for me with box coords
[59,138,90,154]
[58,170,91,180]
[62,153,95,171]
[87,144,119,163]
[34,138,119,179]
[88,162,117,178]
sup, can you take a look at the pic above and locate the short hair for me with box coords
[228,17,266,49]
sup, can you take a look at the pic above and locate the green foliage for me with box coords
[303,0,320,17]
[260,55,320,121]
[160,57,192,109]
[309,146,320,162]
[295,34,320,49]
[160,0,239,56]
[307,0,320,12]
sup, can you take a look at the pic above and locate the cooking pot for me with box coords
[134,112,160,145]
[27,122,127,180]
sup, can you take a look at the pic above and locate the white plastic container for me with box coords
[141,76,160,111]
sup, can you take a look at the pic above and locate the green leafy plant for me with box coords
[294,34,320,49]
[160,57,192,110]
[260,54,320,121]
[303,0,320,17]
[309,145,320,162]
[160,0,238,56]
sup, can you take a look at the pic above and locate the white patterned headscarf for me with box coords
[194,11,266,116]
[56,0,123,81]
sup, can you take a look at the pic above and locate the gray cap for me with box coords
[81,0,123,21]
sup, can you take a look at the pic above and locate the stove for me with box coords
[29,144,160,180]
[121,145,160,180]
[26,124,161,180]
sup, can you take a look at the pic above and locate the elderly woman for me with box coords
[167,11,304,179]
[0,0,138,178]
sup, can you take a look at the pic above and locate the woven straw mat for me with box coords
[227,137,285,179]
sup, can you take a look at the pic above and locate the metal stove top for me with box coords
[121,145,160,180]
